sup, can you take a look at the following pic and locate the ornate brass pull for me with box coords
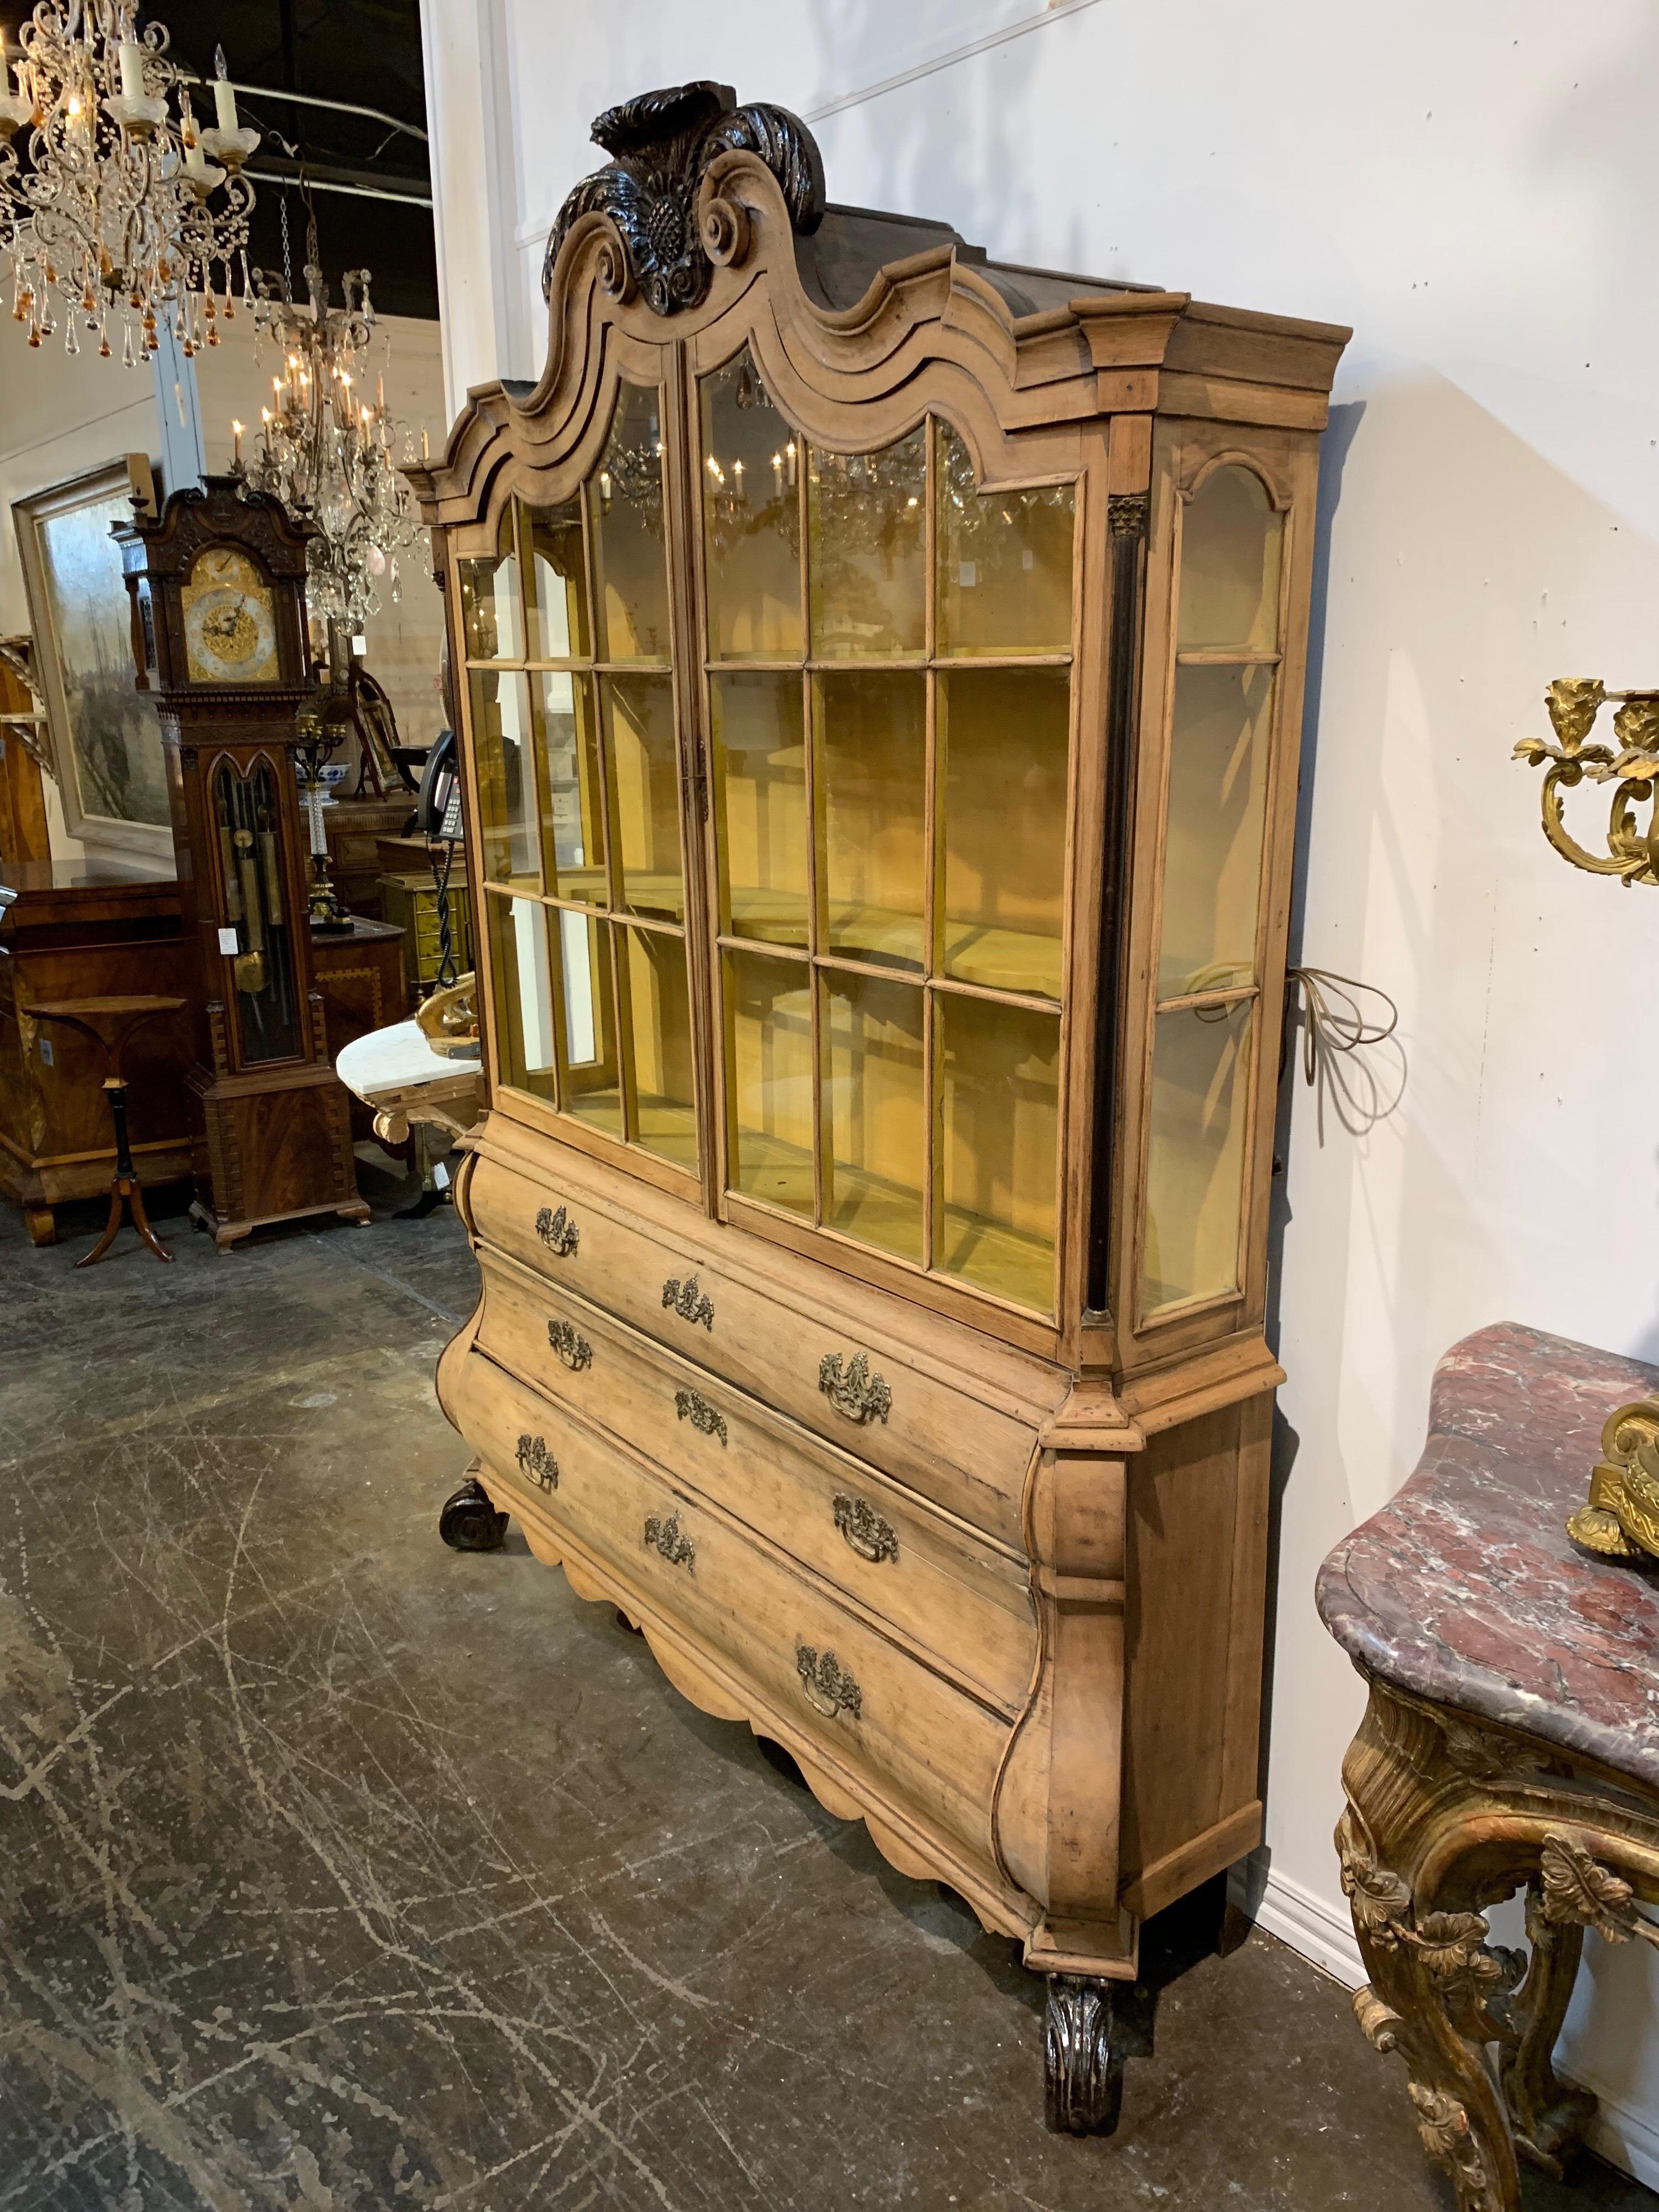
[674,1388,727,1446]
[644,1510,696,1572]
[547,1318,592,1371]
[796,1643,861,1720]
[833,1493,898,1564]
[662,1272,714,1329]
[818,1350,891,1426]
[535,1204,579,1258]
[515,1434,559,1491]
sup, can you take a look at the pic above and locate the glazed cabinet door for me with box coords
[457,366,707,1192]
[1120,424,1319,1355]
[692,342,1084,1331]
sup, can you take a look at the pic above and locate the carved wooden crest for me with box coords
[542,80,825,316]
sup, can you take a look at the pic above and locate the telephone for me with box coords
[416,726,462,842]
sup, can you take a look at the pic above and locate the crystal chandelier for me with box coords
[235,215,420,638]
[0,5,258,364]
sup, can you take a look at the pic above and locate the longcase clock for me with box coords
[117,477,368,1248]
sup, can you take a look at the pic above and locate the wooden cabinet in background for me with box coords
[0,860,192,1244]
[311,915,409,1140]
[411,81,1348,2129]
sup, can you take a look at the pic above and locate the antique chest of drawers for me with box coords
[414,79,1346,2130]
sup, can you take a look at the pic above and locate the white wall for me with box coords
[419,0,1659,2176]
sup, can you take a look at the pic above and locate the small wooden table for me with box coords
[1318,1322,1659,2210]
[24,995,189,1266]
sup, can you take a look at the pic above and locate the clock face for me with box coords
[180,546,280,685]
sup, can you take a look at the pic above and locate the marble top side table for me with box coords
[1317,1322,1659,2211]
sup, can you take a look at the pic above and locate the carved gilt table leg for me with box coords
[1336,1679,1659,2210]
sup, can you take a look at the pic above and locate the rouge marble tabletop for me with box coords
[1316,1321,1659,1791]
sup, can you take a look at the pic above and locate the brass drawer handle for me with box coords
[675,1387,727,1446]
[535,1204,579,1258]
[547,1318,592,1371]
[833,1493,899,1564]
[796,1643,862,1721]
[515,1433,559,1491]
[662,1272,714,1329]
[818,1350,891,1426]
[644,1510,696,1572]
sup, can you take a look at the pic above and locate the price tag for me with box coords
[217,926,239,955]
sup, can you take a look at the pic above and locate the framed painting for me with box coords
[13,456,173,867]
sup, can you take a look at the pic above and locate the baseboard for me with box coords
[1229,1858,1658,2190]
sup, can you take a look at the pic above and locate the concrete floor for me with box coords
[1,1171,1653,2212]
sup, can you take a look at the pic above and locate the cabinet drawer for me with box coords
[469,1152,1042,1547]
[473,1251,1036,1713]
[458,1341,1009,1875]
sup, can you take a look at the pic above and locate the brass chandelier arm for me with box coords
[1515,679,1659,889]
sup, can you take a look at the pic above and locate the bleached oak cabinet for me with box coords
[410,82,1347,2130]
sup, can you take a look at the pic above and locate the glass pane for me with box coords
[1142,1000,1253,1315]
[1157,665,1274,998]
[822,971,924,1264]
[817,670,925,972]
[700,348,802,662]
[557,910,622,1137]
[535,672,606,906]
[941,669,1070,999]
[469,669,539,891]
[483,891,557,1105]
[711,670,807,947]
[458,507,522,660]
[622,926,697,1171]
[936,420,1073,657]
[1177,466,1283,654]
[724,948,813,1217]
[604,674,682,921]
[525,497,589,660]
[213,757,300,1063]
[808,426,926,659]
[588,383,670,661]
[937,994,1059,1312]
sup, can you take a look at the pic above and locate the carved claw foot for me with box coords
[1044,1974,1125,2135]
[439,1475,508,1552]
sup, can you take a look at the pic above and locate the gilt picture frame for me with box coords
[13,455,172,867]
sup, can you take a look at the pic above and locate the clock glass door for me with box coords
[212,755,301,1064]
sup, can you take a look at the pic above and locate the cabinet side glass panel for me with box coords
[1142,1001,1252,1312]
[1157,664,1274,998]
[463,378,699,1181]
[458,506,522,660]
[711,670,807,946]
[1140,460,1285,1321]
[701,350,802,662]
[1176,466,1282,654]
[483,888,558,1107]
[469,669,539,892]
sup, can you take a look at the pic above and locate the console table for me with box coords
[1318,1322,1659,2211]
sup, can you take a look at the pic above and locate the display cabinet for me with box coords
[413,80,1347,2130]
